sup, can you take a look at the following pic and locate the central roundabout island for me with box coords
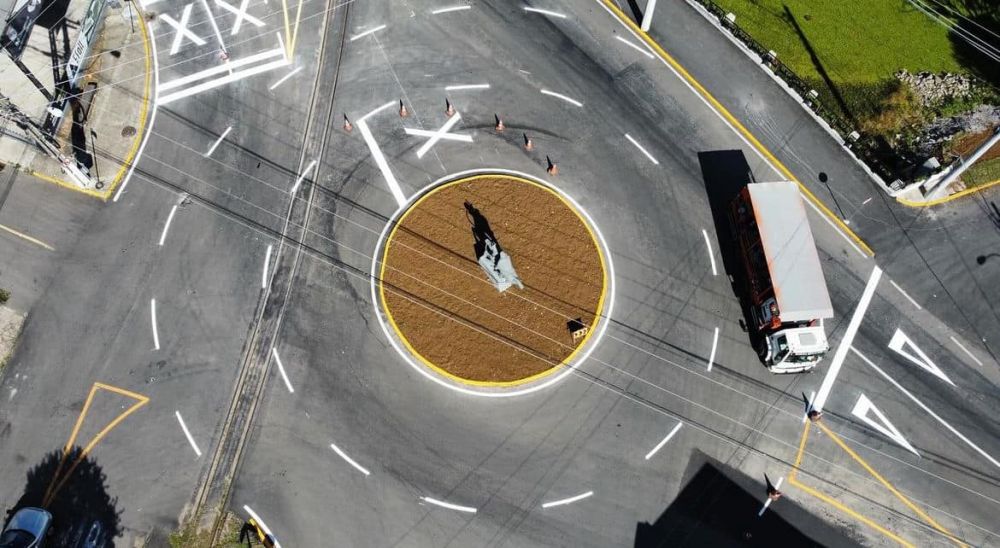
[374,171,611,394]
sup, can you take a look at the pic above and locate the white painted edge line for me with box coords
[813,266,882,412]
[701,228,717,276]
[542,490,594,508]
[358,100,396,124]
[350,24,387,41]
[290,159,317,194]
[524,6,567,18]
[158,58,289,105]
[645,421,683,460]
[157,48,285,92]
[175,411,202,457]
[243,506,282,548]
[615,35,655,59]
[271,347,295,394]
[444,83,490,91]
[594,0,869,259]
[205,126,232,157]
[262,244,273,289]
[421,496,477,513]
[889,279,921,310]
[432,5,471,14]
[157,205,179,246]
[113,21,160,203]
[329,442,371,476]
[370,168,617,398]
[269,65,303,91]
[802,390,816,423]
[540,89,583,107]
[706,327,719,372]
[949,336,983,367]
[853,347,1000,469]
[150,298,160,350]
[757,476,782,517]
[625,133,659,165]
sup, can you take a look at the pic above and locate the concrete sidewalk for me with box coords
[0,0,152,200]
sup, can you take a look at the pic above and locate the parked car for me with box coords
[0,507,52,548]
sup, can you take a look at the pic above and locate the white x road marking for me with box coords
[406,113,470,159]
[215,0,265,35]
[161,5,207,55]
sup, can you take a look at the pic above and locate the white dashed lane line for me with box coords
[706,327,719,372]
[420,497,477,513]
[615,35,655,59]
[350,24,386,41]
[701,229,717,276]
[445,84,490,91]
[262,244,273,289]
[949,336,984,367]
[243,506,282,548]
[644,421,682,460]
[542,491,593,509]
[329,442,371,476]
[431,5,471,14]
[205,125,232,157]
[157,205,179,246]
[175,411,202,457]
[540,89,583,107]
[625,133,659,165]
[150,298,160,350]
[889,279,922,310]
[269,66,303,91]
[524,6,567,18]
[291,159,317,194]
[271,347,295,394]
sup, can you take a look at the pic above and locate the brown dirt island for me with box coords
[379,174,607,386]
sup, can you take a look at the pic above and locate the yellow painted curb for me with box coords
[599,0,874,257]
[378,173,609,389]
[897,177,1000,207]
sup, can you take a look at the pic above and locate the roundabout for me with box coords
[373,170,614,394]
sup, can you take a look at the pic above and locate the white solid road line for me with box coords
[421,496,477,513]
[444,83,490,91]
[415,113,464,159]
[158,48,285,92]
[949,336,984,367]
[200,0,228,54]
[359,120,406,206]
[358,100,396,123]
[150,298,160,350]
[524,6,567,18]
[175,411,202,457]
[757,476,782,517]
[113,20,160,203]
[853,347,1000,469]
[701,229,717,276]
[540,89,583,107]
[158,205,179,246]
[329,442,371,476]
[640,0,659,31]
[615,35,655,59]
[205,126,233,157]
[243,506,282,548]
[276,32,287,62]
[158,59,289,105]
[271,347,295,393]
[432,5,471,14]
[802,390,816,423]
[269,66,303,91]
[625,133,659,164]
[889,279,921,310]
[350,24,387,41]
[706,327,720,372]
[542,491,594,509]
[290,159,317,194]
[645,422,683,460]
[262,244,273,289]
[813,266,883,412]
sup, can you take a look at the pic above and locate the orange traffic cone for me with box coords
[445,98,455,117]
[494,114,505,132]
[399,100,408,118]
[343,114,353,132]
[523,133,533,151]
[546,156,558,176]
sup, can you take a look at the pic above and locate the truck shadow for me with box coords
[633,451,863,547]
[696,149,765,362]
[4,447,120,547]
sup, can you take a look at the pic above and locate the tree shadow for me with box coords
[4,447,121,548]
[634,451,863,547]
[937,0,1000,88]
[696,150,766,362]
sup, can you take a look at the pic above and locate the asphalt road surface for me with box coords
[1,0,999,547]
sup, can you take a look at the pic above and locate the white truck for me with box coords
[729,181,834,373]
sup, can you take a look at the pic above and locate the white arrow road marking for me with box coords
[851,393,919,456]
[888,328,955,386]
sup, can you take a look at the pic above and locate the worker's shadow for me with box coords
[465,201,500,261]
[697,150,766,359]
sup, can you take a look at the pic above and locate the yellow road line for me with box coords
[290,0,304,57]
[378,173,609,388]
[0,223,54,251]
[282,0,293,59]
[597,0,874,257]
[28,169,106,200]
[816,421,966,547]
[897,177,1000,207]
[790,476,915,547]
[42,382,149,507]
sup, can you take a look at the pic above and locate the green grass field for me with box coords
[710,0,996,123]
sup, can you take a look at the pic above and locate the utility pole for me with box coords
[0,91,94,188]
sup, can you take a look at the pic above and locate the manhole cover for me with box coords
[121,126,136,138]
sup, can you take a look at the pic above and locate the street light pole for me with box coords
[89,129,103,189]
